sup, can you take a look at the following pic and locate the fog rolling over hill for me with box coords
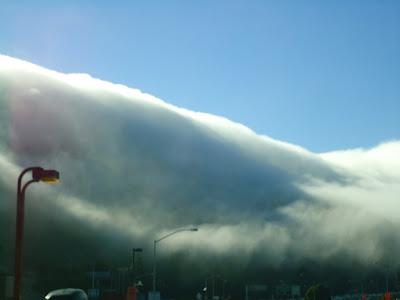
[0,55,400,287]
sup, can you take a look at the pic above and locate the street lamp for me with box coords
[152,227,198,295]
[204,275,215,300]
[131,248,143,286]
[222,279,228,300]
[204,275,222,300]
[14,167,60,300]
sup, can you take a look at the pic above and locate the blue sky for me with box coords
[1,1,399,152]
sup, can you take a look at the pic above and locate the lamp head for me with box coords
[32,168,60,184]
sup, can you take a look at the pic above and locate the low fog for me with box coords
[1,55,400,292]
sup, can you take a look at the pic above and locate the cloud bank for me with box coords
[0,55,399,274]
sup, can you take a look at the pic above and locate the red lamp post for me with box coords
[14,167,60,300]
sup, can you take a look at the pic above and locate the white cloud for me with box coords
[0,55,399,270]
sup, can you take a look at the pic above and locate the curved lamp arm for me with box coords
[155,227,198,244]
[152,227,198,293]
[17,167,41,195]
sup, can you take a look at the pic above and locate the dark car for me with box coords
[45,289,88,300]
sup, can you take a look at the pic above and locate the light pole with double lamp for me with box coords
[13,167,60,300]
[152,227,198,294]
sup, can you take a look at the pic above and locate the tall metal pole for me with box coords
[92,263,95,288]
[131,248,135,286]
[204,278,208,300]
[222,280,227,300]
[13,167,59,300]
[212,276,215,299]
[204,276,213,300]
[152,241,157,293]
[152,228,198,296]
[386,272,389,292]
[13,167,37,300]
[14,183,24,300]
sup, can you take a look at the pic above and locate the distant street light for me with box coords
[204,275,227,300]
[14,167,60,300]
[222,279,228,300]
[204,276,214,300]
[204,275,223,300]
[131,248,143,285]
[152,227,198,294]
